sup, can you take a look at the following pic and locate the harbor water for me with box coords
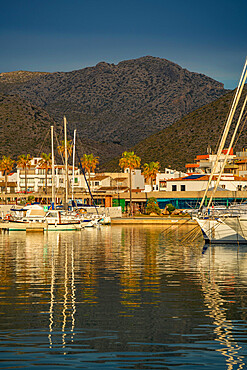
[0,225,247,369]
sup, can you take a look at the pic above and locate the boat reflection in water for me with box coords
[200,244,246,369]
[0,226,247,369]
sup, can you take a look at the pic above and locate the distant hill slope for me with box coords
[0,93,122,162]
[0,71,50,84]
[0,56,227,153]
[0,93,56,158]
[102,88,247,172]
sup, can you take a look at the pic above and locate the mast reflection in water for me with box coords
[0,225,247,369]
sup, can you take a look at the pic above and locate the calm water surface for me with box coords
[0,225,247,369]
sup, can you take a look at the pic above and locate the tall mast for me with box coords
[206,92,247,210]
[51,125,55,208]
[199,58,247,211]
[64,116,68,209]
[72,129,76,201]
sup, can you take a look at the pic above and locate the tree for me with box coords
[57,140,73,159]
[166,203,175,214]
[0,156,15,196]
[38,153,52,194]
[143,161,160,190]
[17,154,32,194]
[80,154,99,184]
[146,197,161,215]
[119,151,141,216]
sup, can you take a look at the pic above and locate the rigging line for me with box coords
[180,225,200,243]
[37,128,50,156]
[207,88,247,210]
[199,60,247,210]
[160,217,193,236]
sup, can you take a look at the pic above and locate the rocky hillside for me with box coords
[0,56,227,153]
[0,93,121,162]
[102,87,247,172]
[0,93,56,158]
[0,71,50,84]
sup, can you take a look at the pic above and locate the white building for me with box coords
[16,157,145,194]
[90,170,145,193]
[144,169,187,192]
[16,157,83,193]
[0,172,17,193]
[185,151,236,175]
[167,173,247,192]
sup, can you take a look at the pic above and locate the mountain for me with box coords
[0,56,227,157]
[0,93,121,161]
[102,87,247,172]
[0,93,56,158]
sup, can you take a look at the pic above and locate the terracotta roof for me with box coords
[196,155,209,160]
[185,163,200,168]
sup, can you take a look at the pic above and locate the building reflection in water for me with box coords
[0,226,246,368]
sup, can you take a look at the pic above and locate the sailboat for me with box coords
[195,58,247,244]
[49,119,102,230]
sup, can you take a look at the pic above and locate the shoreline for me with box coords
[111,217,196,225]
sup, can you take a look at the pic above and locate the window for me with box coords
[238,185,242,191]
[172,185,177,191]
[94,181,100,186]
[181,185,186,191]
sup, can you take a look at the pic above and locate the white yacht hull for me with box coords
[224,217,247,240]
[7,221,46,231]
[46,222,80,231]
[195,217,247,244]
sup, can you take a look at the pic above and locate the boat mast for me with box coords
[51,125,55,209]
[64,116,68,210]
[206,92,247,210]
[199,58,247,211]
[72,129,76,201]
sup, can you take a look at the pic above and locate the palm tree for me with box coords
[58,140,73,198]
[80,154,99,184]
[0,156,15,197]
[17,154,33,194]
[38,153,52,194]
[143,161,160,190]
[57,140,73,159]
[119,151,141,216]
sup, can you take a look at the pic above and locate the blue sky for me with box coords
[1,0,247,89]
